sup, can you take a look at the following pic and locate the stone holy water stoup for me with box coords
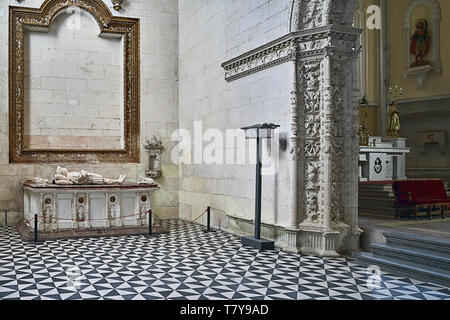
[145,136,164,179]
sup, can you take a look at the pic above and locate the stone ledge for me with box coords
[223,215,360,257]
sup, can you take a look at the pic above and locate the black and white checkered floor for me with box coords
[0,220,449,300]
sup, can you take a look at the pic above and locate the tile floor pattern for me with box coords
[0,220,449,300]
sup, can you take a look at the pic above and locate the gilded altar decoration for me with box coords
[387,85,403,138]
[410,19,431,68]
[9,0,140,163]
[358,94,370,146]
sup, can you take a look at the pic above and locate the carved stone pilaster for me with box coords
[221,0,362,256]
[295,23,362,256]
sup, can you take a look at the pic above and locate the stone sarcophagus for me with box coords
[23,183,159,231]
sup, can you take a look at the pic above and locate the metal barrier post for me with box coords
[32,214,44,244]
[204,206,215,233]
[4,210,7,227]
[34,214,38,243]
[206,206,210,231]
[149,210,152,236]
[146,210,157,238]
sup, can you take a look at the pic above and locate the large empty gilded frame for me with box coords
[9,0,140,163]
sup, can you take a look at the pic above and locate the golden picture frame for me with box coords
[9,0,140,163]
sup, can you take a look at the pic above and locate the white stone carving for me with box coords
[55,166,126,185]
[144,136,164,179]
[31,177,49,185]
[23,184,159,231]
[137,176,157,186]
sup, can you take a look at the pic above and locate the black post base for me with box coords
[144,233,158,238]
[30,240,45,245]
[241,236,274,251]
[203,228,216,233]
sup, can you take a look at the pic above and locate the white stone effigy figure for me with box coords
[137,176,157,185]
[55,166,126,185]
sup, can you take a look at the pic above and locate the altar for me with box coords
[359,137,411,182]
[23,182,159,231]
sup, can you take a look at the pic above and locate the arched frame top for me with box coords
[402,0,442,79]
[9,0,140,163]
[403,0,441,28]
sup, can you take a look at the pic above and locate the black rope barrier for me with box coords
[19,206,214,243]
[153,206,215,233]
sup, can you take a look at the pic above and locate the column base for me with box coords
[241,236,275,251]
[297,226,342,257]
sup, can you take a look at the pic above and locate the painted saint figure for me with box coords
[410,19,431,67]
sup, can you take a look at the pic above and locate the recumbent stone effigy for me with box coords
[22,167,159,232]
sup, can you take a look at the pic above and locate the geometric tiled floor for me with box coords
[1,220,449,300]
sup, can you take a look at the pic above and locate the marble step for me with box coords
[359,190,394,198]
[370,243,450,270]
[358,204,396,211]
[359,183,396,217]
[385,232,450,256]
[358,197,395,205]
[353,252,450,288]
[358,202,396,213]
[358,207,397,216]
[359,184,393,192]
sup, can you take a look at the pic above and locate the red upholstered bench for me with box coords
[393,179,450,220]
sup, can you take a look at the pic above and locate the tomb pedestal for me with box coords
[359,137,410,182]
[23,183,159,231]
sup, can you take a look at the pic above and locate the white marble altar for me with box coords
[23,183,159,231]
[359,137,411,181]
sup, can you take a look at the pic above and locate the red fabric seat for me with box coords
[393,179,448,219]
[394,179,447,205]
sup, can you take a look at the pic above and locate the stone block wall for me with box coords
[24,8,123,150]
[0,0,179,222]
[398,95,450,184]
[178,0,294,230]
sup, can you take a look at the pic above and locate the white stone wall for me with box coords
[24,8,123,150]
[178,0,293,228]
[0,0,179,223]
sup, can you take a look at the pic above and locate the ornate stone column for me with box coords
[292,0,363,256]
[221,0,363,256]
[288,41,300,230]
[290,0,360,256]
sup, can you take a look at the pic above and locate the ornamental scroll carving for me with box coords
[299,60,322,223]
[325,55,357,224]
[9,0,140,163]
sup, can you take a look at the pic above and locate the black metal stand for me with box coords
[203,206,216,233]
[32,214,44,244]
[146,210,157,238]
[4,210,7,227]
[241,129,274,251]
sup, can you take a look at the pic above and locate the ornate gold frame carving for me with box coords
[9,0,140,163]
